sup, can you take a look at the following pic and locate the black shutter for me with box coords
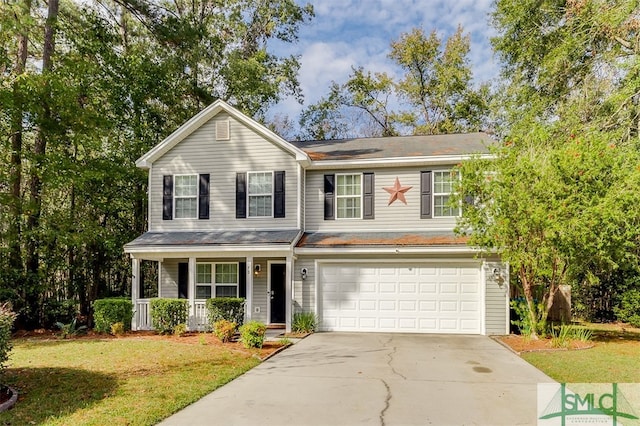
[363,172,375,220]
[162,175,173,220]
[178,262,188,299]
[421,171,432,219]
[274,171,285,218]
[199,174,210,219]
[324,174,335,220]
[236,173,246,219]
[238,262,246,298]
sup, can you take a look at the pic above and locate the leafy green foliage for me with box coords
[0,304,16,372]
[298,26,490,139]
[213,319,237,343]
[110,322,125,336]
[173,323,188,337]
[93,298,133,333]
[614,290,640,327]
[239,321,267,348]
[55,319,88,339]
[510,299,547,338]
[150,299,188,335]
[206,297,245,328]
[292,312,317,333]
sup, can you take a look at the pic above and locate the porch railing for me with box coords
[133,299,210,331]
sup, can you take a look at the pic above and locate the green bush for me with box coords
[614,289,640,328]
[213,319,236,342]
[150,298,188,334]
[292,312,317,333]
[206,298,245,328]
[93,298,133,333]
[510,298,547,338]
[55,319,88,339]
[0,303,16,371]
[42,299,77,329]
[110,322,125,336]
[239,321,267,348]
[173,323,188,337]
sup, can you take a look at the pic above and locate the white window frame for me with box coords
[433,170,461,218]
[195,262,239,299]
[247,171,274,218]
[335,173,363,219]
[174,174,198,219]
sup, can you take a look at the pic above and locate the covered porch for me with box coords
[124,230,301,333]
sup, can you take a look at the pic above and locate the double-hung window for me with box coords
[433,170,461,217]
[336,174,362,219]
[248,172,273,217]
[174,175,198,219]
[195,262,239,299]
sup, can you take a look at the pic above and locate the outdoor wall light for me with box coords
[301,268,308,280]
[254,264,261,275]
[492,268,501,280]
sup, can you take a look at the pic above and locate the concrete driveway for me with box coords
[159,333,553,425]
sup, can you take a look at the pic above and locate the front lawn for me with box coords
[520,323,640,383]
[0,333,279,425]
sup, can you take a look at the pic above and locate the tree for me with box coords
[456,0,640,336]
[299,26,490,139]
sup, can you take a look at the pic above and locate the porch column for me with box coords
[188,257,196,329]
[285,255,293,333]
[131,257,140,331]
[245,257,253,322]
[157,259,163,298]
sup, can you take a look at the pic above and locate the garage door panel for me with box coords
[319,263,481,334]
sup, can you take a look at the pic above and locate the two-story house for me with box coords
[124,100,509,335]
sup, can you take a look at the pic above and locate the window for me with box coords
[196,263,212,299]
[174,175,198,219]
[247,172,273,217]
[336,174,362,219]
[214,263,238,297]
[433,170,461,217]
[195,262,239,299]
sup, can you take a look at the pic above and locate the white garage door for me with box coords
[319,263,482,334]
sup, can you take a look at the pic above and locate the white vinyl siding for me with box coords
[433,170,460,218]
[248,171,273,217]
[305,168,458,232]
[149,113,299,231]
[336,174,362,219]
[174,175,198,219]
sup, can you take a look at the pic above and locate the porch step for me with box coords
[266,324,285,329]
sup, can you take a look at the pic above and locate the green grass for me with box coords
[523,322,640,383]
[0,337,261,425]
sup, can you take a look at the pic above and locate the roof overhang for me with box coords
[304,153,495,170]
[294,245,481,256]
[135,99,310,169]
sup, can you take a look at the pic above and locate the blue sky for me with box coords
[269,0,500,122]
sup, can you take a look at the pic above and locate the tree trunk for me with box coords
[25,0,59,327]
[8,0,32,275]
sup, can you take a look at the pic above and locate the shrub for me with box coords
[292,312,317,333]
[150,298,188,334]
[510,298,547,338]
[110,322,125,336]
[94,298,134,333]
[239,321,267,348]
[213,319,236,342]
[42,299,77,329]
[55,319,88,339]
[173,323,188,337]
[0,303,16,371]
[206,298,245,328]
[614,289,640,328]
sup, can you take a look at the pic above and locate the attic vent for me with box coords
[216,120,230,141]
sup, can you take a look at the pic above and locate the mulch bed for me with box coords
[498,334,594,354]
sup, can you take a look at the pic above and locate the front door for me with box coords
[270,263,286,323]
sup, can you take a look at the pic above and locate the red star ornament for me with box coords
[383,177,412,206]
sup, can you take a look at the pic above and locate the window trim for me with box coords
[335,173,363,220]
[195,262,240,299]
[247,171,274,218]
[432,169,461,218]
[173,174,198,219]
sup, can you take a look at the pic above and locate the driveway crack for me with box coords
[379,379,391,426]
[383,337,407,380]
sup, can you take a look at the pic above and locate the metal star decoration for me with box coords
[383,177,412,206]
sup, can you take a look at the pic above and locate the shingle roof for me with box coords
[125,230,301,248]
[296,231,468,248]
[289,132,494,161]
